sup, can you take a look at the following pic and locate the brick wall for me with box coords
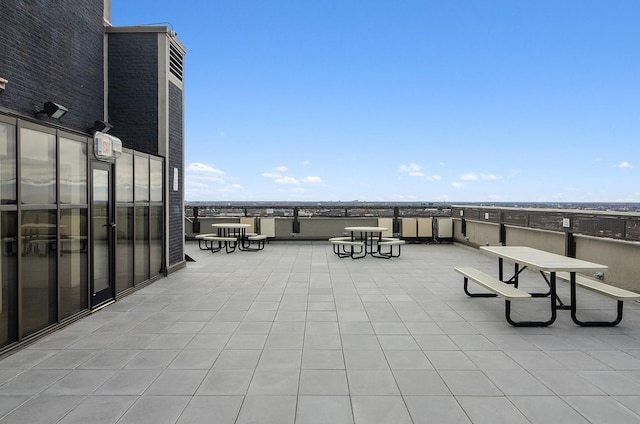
[168,82,184,266]
[0,0,104,131]
[107,33,159,154]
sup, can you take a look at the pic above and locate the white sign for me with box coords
[562,218,571,228]
[95,133,112,157]
[173,168,179,191]
[94,132,122,161]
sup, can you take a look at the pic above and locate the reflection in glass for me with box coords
[0,122,17,204]
[60,138,87,204]
[20,128,56,204]
[150,206,163,276]
[134,156,149,202]
[116,152,133,203]
[135,206,149,284]
[93,169,110,294]
[116,207,134,294]
[0,212,18,347]
[150,158,163,202]
[21,209,56,336]
[59,209,88,318]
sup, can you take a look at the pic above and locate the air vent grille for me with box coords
[169,42,184,81]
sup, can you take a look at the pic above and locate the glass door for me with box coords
[90,162,115,308]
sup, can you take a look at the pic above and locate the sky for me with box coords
[111,1,639,203]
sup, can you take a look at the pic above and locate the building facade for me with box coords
[0,0,186,353]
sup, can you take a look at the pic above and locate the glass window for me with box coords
[60,138,87,205]
[134,155,149,202]
[149,205,163,276]
[91,167,111,299]
[116,207,134,293]
[0,122,17,204]
[59,209,88,318]
[0,211,18,347]
[20,128,56,204]
[150,158,163,202]
[116,152,133,203]
[134,206,149,284]
[21,209,57,336]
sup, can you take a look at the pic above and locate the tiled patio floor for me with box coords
[1,242,640,423]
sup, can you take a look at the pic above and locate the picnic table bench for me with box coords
[548,271,640,326]
[455,245,637,327]
[455,266,532,300]
[329,237,366,259]
[200,235,238,253]
[455,266,531,326]
[375,237,406,258]
[329,228,406,259]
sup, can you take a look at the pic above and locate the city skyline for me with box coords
[112,1,639,203]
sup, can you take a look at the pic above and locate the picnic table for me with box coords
[455,246,640,327]
[330,226,404,259]
[455,246,639,327]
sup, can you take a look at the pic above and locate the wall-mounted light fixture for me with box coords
[36,101,68,119]
[0,78,7,93]
[88,120,113,134]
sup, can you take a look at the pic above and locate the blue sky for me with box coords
[111,1,639,203]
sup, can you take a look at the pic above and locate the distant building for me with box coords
[0,0,186,353]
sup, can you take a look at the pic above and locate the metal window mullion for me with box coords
[15,122,22,342]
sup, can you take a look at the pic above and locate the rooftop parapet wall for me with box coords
[186,204,452,240]
[184,203,640,291]
[452,205,640,242]
[452,205,640,292]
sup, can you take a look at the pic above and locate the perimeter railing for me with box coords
[185,203,454,242]
[184,203,640,291]
[451,205,640,292]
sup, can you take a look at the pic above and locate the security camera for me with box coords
[0,77,7,92]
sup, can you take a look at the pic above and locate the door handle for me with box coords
[102,223,116,228]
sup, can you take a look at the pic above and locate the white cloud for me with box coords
[187,162,225,175]
[302,160,311,166]
[188,181,210,188]
[399,163,422,173]
[263,172,299,184]
[262,172,282,179]
[614,161,632,169]
[263,167,322,186]
[460,172,497,181]
[302,176,322,183]
[439,162,446,167]
[451,182,465,188]
[198,175,226,183]
[274,176,300,185]
[460,173,478,181]
[400,163,440,179]
[263,168,322,186]
[186,162,225,183]
[219,186,241,193]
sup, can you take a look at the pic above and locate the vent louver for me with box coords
[169,42,184,81]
